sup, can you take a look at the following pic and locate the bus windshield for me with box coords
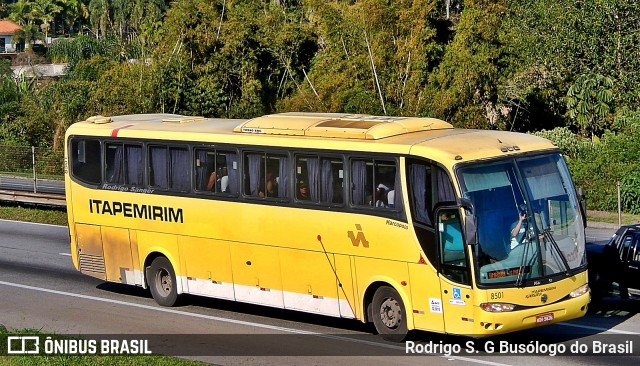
[458,153,586,287]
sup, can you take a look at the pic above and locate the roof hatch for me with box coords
[233,112,452,140]
[86,115,113,124]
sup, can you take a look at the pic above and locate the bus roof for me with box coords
[66,113,558,167]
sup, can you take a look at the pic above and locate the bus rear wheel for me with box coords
[371,286,408,342]
[148,257,180,307]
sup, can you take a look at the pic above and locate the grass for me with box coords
[0,203,68,226]
[587,210,640,225]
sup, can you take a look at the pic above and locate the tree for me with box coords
[281,0,442,116]
[566,73,614,138]
[59,0,90,35]
[89,0,111,36]
[502,0,640,133]
[424,0,507,128]
[33,0,63,41]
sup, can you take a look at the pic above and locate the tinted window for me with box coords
[295,155,344,204]
[244,152,289,199]
[195,149,239,195]
[351,158,397,209]
[105,143,143,186]
[71,139,101,185]
[149,145,190,192]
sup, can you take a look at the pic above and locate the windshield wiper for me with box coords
[515,223,534,287]
[541,228,571,275]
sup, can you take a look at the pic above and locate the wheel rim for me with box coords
[155,268,172,297]
[379,297,402,329]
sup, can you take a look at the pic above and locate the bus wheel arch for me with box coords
[144,253,181,307]
[363,281,410,342]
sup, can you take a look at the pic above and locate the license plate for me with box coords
[536,313,554,323]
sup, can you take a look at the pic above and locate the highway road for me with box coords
[0,175,65,195]
[0,220,637,365]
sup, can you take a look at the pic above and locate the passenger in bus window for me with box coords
[375,183,389,207]
[260,173,278,198]
[219,166,229,193]
[297,179,310,200]
[207,169,217,192]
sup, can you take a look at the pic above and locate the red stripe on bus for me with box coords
[111,124,134,137]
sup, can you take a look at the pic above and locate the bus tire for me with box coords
[371,286,408,342]
[148,257,180,307]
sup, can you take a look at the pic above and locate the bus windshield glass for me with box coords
[458,153,586,287]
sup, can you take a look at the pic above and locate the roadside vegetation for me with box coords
[0,203,67,225]
[1,1,640,213]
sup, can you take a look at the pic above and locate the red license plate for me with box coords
[536,313,554,323]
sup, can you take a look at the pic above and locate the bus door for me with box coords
[436,207,475,334]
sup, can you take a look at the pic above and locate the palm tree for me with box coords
[9,0,43,49]
[8,0,35,27]
[58,0,89,35]
[33,0,63,42]
[89,0,111,37]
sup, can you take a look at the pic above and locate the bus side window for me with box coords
[125,145,143,186]
[244,152,264,197]
[223,151,239,195]
[195,149,216,192]
[374,161,396,209]
[351,158,396,208]
[438,209,470,284]
[106,143,142,186]
[322,157,344,205]
[409,162,433,225]
[169,147,190,192]
[71,139,101,185]
[149,146,190,192]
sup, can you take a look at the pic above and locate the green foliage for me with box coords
[281,0,442,116]
[533,127,587,159]
[88,62,158,116]
[48,34,141,66]
[567,130,640,212]
[1,93,55,147]
[621,172,640,215]
[503,0,640,134]
[424,0,507,129]
[566,73,614,137]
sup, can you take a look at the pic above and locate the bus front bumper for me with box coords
[470,292,590,336]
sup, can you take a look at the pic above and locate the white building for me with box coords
[0,20,23,54]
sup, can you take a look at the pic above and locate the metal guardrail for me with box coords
[0,189,66,207]
[0,145,66,207]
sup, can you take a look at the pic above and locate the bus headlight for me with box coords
[570,284,589,298]
[480,303,516,312]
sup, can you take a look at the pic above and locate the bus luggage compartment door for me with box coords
[101,226,134,284]
[76,223,106,280]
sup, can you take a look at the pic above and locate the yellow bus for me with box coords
[64,112,589,341]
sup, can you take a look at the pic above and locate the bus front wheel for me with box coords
[371,286,408,342]
[147,257,180,307]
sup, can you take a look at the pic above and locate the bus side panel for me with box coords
[279,248,341,316]
[334,254,357,319]
[135,231,183,293]
[75,223,106,280]
[407,263,445,332]
[354,258,414,329]
[179,237,234,300]
[101,226,134,284]
[128,230,143,286]
[231,243,284,308]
